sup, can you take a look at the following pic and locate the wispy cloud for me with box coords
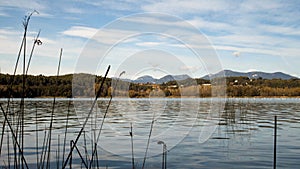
[0,8,9,17]
[62,26,97,39]
[81,0,140,11]
[0,0,46,11]
[135,41,164,47]
[64,7,84,14]
[259,24,300,36]
[1,0,300,76]
[62,26,139,45]
[141,0,232,14]
[0,0,53,18]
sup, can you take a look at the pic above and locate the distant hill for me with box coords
[132,74,191,84]
[202,70,298,80]
[129,70,297,84]
[134,75,156,83]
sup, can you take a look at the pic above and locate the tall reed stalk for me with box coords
[273,115,277,169]
[36,103,39,169]
[142,111,156,169]
[62,65,111,169]
[0,104,29,169]
[0,11,41,169]
[39,129,47,169]
[130,123,135,169]
[62,100,71,168]
[46,48,63,169]
[88,70,125,168]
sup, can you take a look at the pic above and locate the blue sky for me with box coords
[0,0,300,78]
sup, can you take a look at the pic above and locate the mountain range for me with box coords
[128,70,297,84]
[201,70,297,80]
[133,74,191,84]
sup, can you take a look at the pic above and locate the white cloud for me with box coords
[62,26,98,39]
[80,0,140,11]
[239,0,282,12]
[0,28,86,75]
[187,17,233,31]
[64,7,84,14]
[0,28,20,36]
[141,0,232,14]
[2,0,300,76]
[259,24,300,36]
[0,0,46,11]
[62,26,140,45]
[135,41,164,47]
[0,0,53,18]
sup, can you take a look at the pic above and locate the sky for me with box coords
[0,0,300,79]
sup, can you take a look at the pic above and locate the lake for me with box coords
[0,98,299,168]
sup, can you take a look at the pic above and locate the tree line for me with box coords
[0,73,299,98]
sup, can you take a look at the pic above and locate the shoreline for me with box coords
[0,96,300,100]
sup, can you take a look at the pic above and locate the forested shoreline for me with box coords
[1,73,300,98]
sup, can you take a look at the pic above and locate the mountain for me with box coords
[156,74,191,84]
[122,70,297,84]
[132,74,191,84]
[202,70,298,80]
[134,75,156,83]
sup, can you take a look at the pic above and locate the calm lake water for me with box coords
[0,98,299,168]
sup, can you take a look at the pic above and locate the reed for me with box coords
[83,130,88,165]
[62,65,110,169]
[71,140,88,168]
[26,29,42,75]
[6,126,10,169]
[157,141,165,169]
[57,134,60,169]
[0,10,177,169]
[36,103,39,169]
[89,70,125,168]
[70,140,72,169]
[0,115,5,155]
[0,13,39,165]
[0,104,29,169]
[41,128,50,169]
[142,111,156,169]
[273,115,277,169]
[130,123,135,169]
[158,141,167,169]
[95,143,99,169]
[62,100,71,168]
[46,48,63,169]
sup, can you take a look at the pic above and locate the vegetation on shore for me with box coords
[1,73,300,98]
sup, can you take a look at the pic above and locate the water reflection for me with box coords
[0,98,299,168]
